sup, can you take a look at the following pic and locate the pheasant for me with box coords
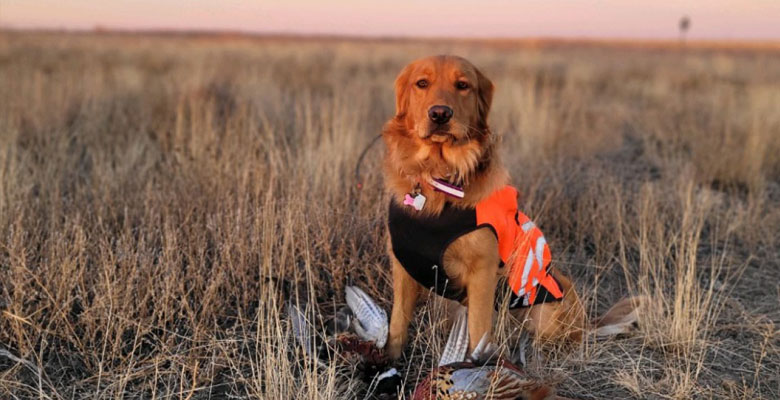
[289,287,571,399]
[410,308,561,400]
[288,286,399,387]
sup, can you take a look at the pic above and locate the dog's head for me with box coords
[392,55,494,143]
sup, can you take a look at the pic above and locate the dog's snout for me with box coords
[428,105,453,124]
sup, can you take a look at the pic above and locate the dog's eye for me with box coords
[416,79,429,88]
[455,81,469,90]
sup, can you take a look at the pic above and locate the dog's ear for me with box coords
[394,64,413,119]
[475,66,494,130]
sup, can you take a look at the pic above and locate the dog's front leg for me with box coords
[445,228,501,353]
[387,253,421,360]
[465,260,499,352]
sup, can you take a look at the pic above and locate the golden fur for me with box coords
[382,55,508,217]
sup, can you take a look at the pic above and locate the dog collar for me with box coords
[403,178,465,211]
[428,177,465,199]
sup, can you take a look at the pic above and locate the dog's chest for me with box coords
[387,201,481,300]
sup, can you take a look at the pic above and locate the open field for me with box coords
[1,32,779,399]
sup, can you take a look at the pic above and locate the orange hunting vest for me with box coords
[476,186,563,305]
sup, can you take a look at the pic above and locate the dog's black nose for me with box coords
[428,105,453,124]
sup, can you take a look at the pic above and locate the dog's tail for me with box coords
[591,295,647,337]
[543,270,646,340]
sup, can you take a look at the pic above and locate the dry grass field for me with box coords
[1,32,779,399]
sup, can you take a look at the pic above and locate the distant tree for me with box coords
[679,16,691,43]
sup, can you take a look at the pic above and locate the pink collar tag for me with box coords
[404,193,426,211]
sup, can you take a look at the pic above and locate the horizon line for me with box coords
[3,26,780,46]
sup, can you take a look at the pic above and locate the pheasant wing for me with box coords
[345,286,388,349]
[439,305,469,367]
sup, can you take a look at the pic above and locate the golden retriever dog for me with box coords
[381,55,640,360]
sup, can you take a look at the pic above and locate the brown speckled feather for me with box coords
[412,360,555,400]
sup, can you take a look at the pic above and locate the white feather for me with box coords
[345,286,388,349]
[514,331,529,367]
[469,332,498,363]
[376,368,399,381]
[287,303,314,356]
[439,305,469,366]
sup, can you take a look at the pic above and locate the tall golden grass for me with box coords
[1,32,779,399]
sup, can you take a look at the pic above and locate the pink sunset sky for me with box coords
[2,0,779,40]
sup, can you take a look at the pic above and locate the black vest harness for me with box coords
[388,199,561,309]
